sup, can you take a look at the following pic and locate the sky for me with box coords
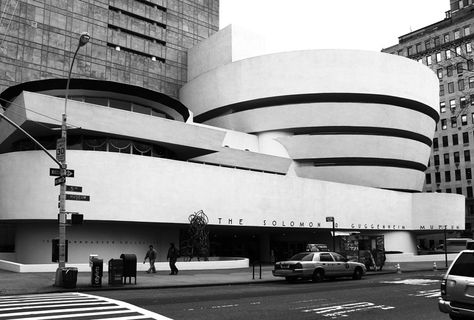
[219,0,450,53]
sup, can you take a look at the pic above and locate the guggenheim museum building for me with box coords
[0,24,465,266]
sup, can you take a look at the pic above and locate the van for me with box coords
[438,238,473,253]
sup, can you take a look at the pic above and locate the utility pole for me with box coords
[54,32,90,286]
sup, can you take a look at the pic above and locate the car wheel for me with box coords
[352,267,363,280]
[312,269,324,282]
[285,276,297,282]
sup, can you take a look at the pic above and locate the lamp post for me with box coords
[55,32,90,286]
[326,216,335,251]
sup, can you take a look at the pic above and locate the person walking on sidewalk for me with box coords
[167,243,179,275]
[143,245,157,273]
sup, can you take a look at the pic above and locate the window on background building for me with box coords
[467,43,473,53]
[462,114,468,125]
[435,154,440,165]
[443,135,449,146]
[446,49,452,59]
[440,101,446,113]
[408,46,413,55]
[461,96,467,107]
[451,117,458,128]
[426,40,431,49]
[465,149,471,161]
[459,79,465,90]
[426,173,432,184]
[416,43,422,53]
[467,168,472,179]
[456,169,462,180]
[464,131,470,144]
[469,59,474,71]
[444,33,450,42]
[468,186,473,198]
[446,170,452,182]
[456,187,463,194]
[438,68,443,79]
[453,134,459,145]
[398,49,404,55]
[470,77,474,88]
[434,137,439,148]
[436,52,442,62]
[457,62,464,74]
[446,188,452,193]
[442,119,448,130]
[418,58,423,63]
[456,46,462,56]
[444,153,451,164]
[455,30,461,39]
[447,65,454,76]
[440,84,445,96]
[449,82,455,93]
[435,172,441,183]
[471,95,474,105]
[455,151,461,163]
[465,25,471,36]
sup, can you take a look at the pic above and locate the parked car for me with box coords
[272,251,366,282]
[439,250,474,319]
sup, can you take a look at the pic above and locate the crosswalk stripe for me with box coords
[0,293,172,320]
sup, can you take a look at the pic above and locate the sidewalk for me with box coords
[0,261,449,296]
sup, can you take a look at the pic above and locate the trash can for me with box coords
[90,258,103,287]
[108,259,123,285]
[120,253,137,284]
[61,267,78,289]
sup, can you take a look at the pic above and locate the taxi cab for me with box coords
[272,251,366,282]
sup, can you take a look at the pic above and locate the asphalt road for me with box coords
[91,270,450,320]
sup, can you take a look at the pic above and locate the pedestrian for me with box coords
[167,242,179,275]
[143,244,157,273]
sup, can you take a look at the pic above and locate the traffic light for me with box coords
[71,213,84,225]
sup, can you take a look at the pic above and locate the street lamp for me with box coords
[55,32,90,286]
[326,216,336,251]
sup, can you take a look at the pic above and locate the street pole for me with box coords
[444,226,448,268]
[55,32,90,286]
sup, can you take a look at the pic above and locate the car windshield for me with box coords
[450,252,474,277]
[290,253,314,261]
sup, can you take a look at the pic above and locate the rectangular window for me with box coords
[465,25,471,36]
[455,151,460,163]
[435,172,441,183]
[469,77,474,88]
[441,119,448,130]
[456,169,462,180]
[446,49,452,59]
[444,153,450,164]
[467,43,473,53]
[462,114,468,125]
[440,84,445,96]
[461,96,467,108]
[434,154,440,166]
[456,46,462,56]
[433,137,439,149]
[453,134,459,145]
[443,135,449,146]
[407,46,413,55]
[427,55,432,65]
[465,149,471,162]
[445,170,451,182]
[467,168,472,179]
[426,173,432,184]
[436,52,442,62]
[464,131,470,144]
[456,187,462,194]
[455,30,461,39]
[469,59,474,71]
[452,117,458,128]
[448,82,455,93]
[447,65,454,76]
[438,68,443,79]
[457,62,464,74]
[425,40,431,50]
[440,101,446,113]
[434,37,440,47]
[444,33,450,42]
[468,186,473,198]
[459,79,465,90]
[416,43,422,53]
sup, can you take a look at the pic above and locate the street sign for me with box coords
[326,216,334,222]
[65,194,90,201]
[56,138,65,162]
[54,176,66,186]
[66,185,82,192]
[49,168,74,177]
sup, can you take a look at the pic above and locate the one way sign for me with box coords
[49,168,74,178]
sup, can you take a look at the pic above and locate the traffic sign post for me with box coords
[50,168,74,177]
[56,138,65,162]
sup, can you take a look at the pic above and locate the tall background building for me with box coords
[0,0,219,98]
[383,0,474,246]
